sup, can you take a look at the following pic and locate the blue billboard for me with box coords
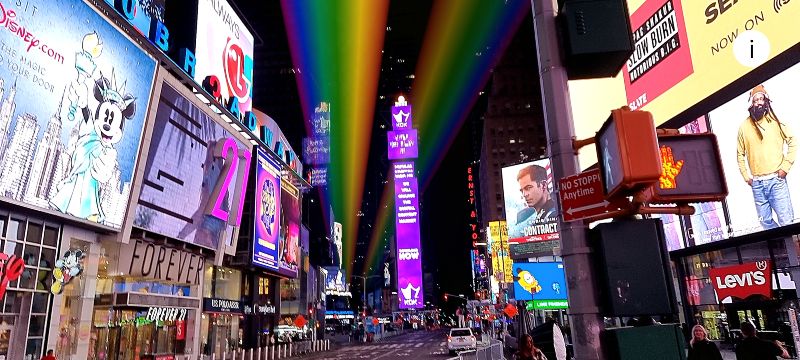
[253,146,282,271]
[512,262,568,302]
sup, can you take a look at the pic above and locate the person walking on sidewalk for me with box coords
[688,325,722,360]
[735,322,789,360]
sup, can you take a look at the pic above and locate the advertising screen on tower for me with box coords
[0,0,157,230]
[253,147,281,271]
[387,129,418,160]
[135,83,252,249]
[194,0,254,115]
[501,159,560,257]
[394,162,424,309]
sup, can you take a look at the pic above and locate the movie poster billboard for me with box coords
[0,0,157,230]
[253,146,281,271]
[134,83,252,249]
[501,159,559,257]
[194,0,254,115]
[278,181,300,278]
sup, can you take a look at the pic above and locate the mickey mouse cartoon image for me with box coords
[50,70,136,224]
[51,249,86,295]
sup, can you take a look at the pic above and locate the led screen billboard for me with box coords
[709,62,800,238]
[194,0,254,115]
[512,262,568,303]
[488,221,513,283]
[652,63,800,251]
[387,129,418,160]
[567,0,800,169]
[394,162,424,309]
[134,82,252,249]
[501,159,559,257]
[253,147,281,271]
[278,181,300,278]
[0,0,157,230]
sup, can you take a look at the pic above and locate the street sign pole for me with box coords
[531,0,606,358]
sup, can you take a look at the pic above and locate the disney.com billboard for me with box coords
[0,0,156,230]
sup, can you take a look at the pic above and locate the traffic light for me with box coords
[596,107,661,198]
[444,294,448,301]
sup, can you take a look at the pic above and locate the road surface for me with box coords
[301,329,456,360]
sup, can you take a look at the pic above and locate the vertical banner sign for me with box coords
[394,162,423,309]
[0,0,158,230]
[252,147,281,271]
[194,0,254,116]
[390,98,423,309]
[467,165,479,247]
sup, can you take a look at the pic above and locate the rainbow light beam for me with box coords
[282,0,390,278]
[364,0,530,275]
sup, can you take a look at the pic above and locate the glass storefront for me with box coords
[0,212,59,360]
[201,266,243,358]
[90,239,199,360]
[677,235,800,355]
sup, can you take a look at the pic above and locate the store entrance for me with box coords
[91,309,184,360]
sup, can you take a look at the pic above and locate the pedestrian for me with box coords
[735,322,790,360]
[515,334,547,360]
[687,325,722,360]
[41,349,57,360]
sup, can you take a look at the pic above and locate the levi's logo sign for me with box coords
[709,261,772,301]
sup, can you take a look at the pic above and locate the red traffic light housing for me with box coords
[596,107,662,198]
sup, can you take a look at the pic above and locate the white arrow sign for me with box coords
[566,200,610,215]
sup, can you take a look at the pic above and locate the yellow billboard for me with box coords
[489,221,514,283]
[571,0,800,168]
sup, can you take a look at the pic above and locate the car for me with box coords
[447,328,477,355]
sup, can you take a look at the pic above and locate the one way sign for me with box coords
[559,169,627,222]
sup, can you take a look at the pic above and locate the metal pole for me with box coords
[529,0,606,358]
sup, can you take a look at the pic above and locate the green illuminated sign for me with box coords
[530,300,568,310]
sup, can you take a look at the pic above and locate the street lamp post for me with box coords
[352,275,381,316]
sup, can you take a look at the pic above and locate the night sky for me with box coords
[236,0,528,311]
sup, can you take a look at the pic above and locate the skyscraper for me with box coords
[23,94,67,208]
[0,79,17,161]
[478,14,547,226]
[0,113,39,200]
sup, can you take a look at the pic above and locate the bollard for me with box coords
[269,345,275,360]
[212,352,216,360]
[257,346,262,360]
[289,343,292,357]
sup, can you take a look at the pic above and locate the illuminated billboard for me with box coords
[394,162,424,309]
[654,63,800,250]
[488,221,513,283]
[278,181,301,278]
[253,147,281,271]
[512,262,568,307]
[709,63,800,238]
[134,82,252,249]
[387,129,418,160]
[501,159,559,257]
[0,0,157,230]
[194,0,254,115]
[568,0,800,169]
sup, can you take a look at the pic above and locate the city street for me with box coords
[301,330,456,360]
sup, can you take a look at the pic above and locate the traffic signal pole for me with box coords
[530,0,606,358]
